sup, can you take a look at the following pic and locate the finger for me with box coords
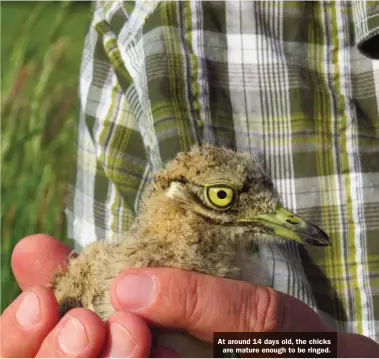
[111,268,327,342]
[0,286,60,358]
[337,332,379,358]
[12,234,72,290]
[36,308,106,358]
[100,311,152,358]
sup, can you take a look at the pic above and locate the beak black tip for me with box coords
[306,228,332,247]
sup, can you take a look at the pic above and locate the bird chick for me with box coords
[52,145,331,357]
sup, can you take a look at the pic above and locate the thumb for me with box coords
[11,234,72,290]
[111,267,327,342]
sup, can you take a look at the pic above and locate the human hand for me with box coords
[111,267,379,358]
[4,235,378,357]
[0,234,155,358]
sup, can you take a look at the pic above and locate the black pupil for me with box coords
[217,190,227,199]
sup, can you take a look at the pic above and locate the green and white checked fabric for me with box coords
[66,0,379,341]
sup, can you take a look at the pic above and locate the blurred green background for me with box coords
[1,1,91,312]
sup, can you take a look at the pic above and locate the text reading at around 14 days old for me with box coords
[213,332,337,358]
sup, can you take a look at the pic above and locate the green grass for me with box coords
[1,1,91,312]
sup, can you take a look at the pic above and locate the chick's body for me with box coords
[53,145,330,357]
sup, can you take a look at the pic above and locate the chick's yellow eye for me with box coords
[206,186,235,209]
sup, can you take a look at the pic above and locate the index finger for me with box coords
[11,234,72,290]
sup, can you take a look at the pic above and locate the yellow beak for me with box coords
[237,207,331,246]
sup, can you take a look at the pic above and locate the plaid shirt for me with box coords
[67,0,379,342]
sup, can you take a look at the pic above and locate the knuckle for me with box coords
[182,273,202,325]
[237,285,256,331]
[251,286,279,332]
[167,271,202,327]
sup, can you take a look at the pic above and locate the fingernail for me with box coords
[58,316,89,355]
[116,274,156,309]
[16,292,41,328]
[106,323,136,357]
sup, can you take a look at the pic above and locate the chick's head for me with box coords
[142,145,330,247]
